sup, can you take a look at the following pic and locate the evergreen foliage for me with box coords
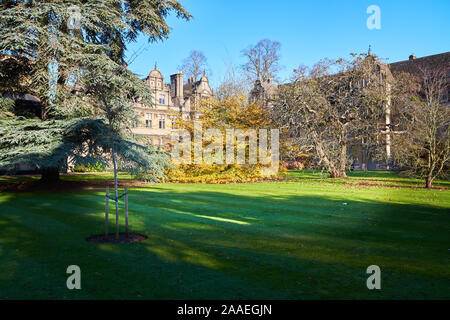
[0,117,170,182]
[0,0,190,180]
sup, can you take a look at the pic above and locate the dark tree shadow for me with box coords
[0,185,448,299]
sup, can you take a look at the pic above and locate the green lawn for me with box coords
[0,171,449,299]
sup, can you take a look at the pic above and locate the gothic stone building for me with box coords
[131,66,213,146]
[356,52,449,170]
[249,52,450,170]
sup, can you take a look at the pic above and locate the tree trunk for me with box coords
[329,169,339,178]
[425,153,436,189]
[327,143,347,179]
[329,169,347,179]
[112,142,120,239]
[41,103,47,120]
[385,85,392,170]
[425,175,433,189]
[338,143,347,178]
[40,167,60,183]
[312,132,342,179]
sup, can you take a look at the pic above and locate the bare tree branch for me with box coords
[241,39,281,83]
[179,50,208,82]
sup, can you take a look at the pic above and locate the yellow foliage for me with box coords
[165,163,285,184]
[167,96,283,183]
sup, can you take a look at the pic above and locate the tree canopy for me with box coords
[0,0,191,118]
[0,0,190,182]
[241,39,282,84]
[272,54,390,178]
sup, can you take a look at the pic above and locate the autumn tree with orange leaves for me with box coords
[167,94,282,183]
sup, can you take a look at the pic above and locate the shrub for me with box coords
[166,163,286,184]
[281,153,313,170]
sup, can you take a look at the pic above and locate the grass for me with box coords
[0,171,449,299]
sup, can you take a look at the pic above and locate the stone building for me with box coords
[248,78,277,106]
[0,55,213,147]
[356,52,449,170]
[249,51,450,170]
[131,65,213,146]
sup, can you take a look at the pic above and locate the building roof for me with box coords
[249,79,277,103]
[148,66,163,79]
[389,52,450,75]
[183,75,212,96]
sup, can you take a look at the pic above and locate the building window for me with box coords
[145,113,152,128]
[443,89,449,102]
[158,114,165,129]
[159,94,165,105]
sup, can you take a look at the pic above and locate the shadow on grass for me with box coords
[0,176,144,193]
[0,186,449,299]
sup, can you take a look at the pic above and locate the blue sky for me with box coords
[125,0,449,88]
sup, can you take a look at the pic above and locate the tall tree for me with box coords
[241,39,281,83]
[392,67,449,188]
[0,55,171,238]
[0,0,191,116]
[179,50,209,82]
[0,0,191,182]
[79,52,173,238]
[272,54,390,178]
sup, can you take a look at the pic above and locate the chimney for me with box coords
[170,72,184,100]
[409,54,416,61]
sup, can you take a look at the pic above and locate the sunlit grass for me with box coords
[0,171,449,299]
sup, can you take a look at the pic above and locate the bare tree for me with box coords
[272,54,390,178]
[241,39,281,83]
[179,50,208,82]
[214,59,252,101]
[392,67,449,188]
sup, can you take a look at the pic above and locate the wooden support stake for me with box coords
[105,186,109,236]
[125,186,128,236]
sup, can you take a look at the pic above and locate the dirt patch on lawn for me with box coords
[86,233,148,244]
[0,179,148,193]
[0,174,289,192]
[352,181,448,190]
